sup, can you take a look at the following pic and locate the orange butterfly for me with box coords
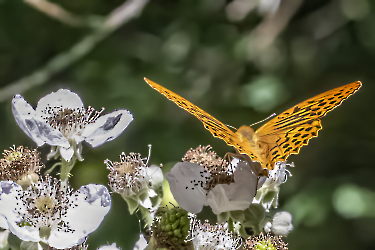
[145,78,361,173]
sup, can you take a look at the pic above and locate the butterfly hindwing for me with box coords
[258,120,322,169]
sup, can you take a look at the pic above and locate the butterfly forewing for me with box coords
[144,78,238,146]
[256,81,362,134]
[256,81,362,169]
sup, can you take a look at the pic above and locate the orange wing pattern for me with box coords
[145,77,362,171]
[145,79,233,143]
[144,78,261,163]
[256,81,362,169]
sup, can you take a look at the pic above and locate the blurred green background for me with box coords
[0,0,374,249]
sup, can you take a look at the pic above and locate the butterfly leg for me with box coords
[224,151,267,177]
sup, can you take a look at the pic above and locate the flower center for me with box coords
[43,106,104,137]
[35,196,57,214]
[182,145,235,191]
[255,240,277,250]
[192,221,241,250]
[18,176,71,229]
[5,150,22,162]
[106,152,150,196]
[118,162,136,174]
[0,146,42,182]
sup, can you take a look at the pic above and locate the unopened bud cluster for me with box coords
[152,207,191,249]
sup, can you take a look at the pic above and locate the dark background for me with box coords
[0,0,374,249]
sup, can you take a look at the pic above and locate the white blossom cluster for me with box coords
[0,89,293,250]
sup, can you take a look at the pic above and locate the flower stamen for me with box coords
[43,105,104,138]
[182,145,234,191]
[105,151,150,197]
[0,146,43,182]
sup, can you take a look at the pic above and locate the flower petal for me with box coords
[48,184,111,249]
[81,110,133,147]
[0,215,7,229]
[272,211,293,236]
[98,243,121,250]
[133,235,147,250]
[165,162,209,213]
[59,146,75,162]
[147,166,164,189]
[12,95,69,147]
[35,89,84,118]
[206,159,257,214]
[12,95,41,144]
[0,181,40,242]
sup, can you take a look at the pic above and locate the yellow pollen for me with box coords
[5,151,23,162]
[36,196,57,214]
[119,162,135,174]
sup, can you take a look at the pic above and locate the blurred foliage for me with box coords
[0,0,374,249]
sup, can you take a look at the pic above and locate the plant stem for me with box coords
[60,157,76,192]
[228,217,234,234]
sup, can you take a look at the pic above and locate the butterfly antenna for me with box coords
[249,113,276,127]
[225,124,238,131]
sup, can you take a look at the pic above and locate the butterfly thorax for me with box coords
[236,126,257,142]
[234,126,265,163]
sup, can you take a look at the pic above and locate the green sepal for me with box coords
[38,227,51,241]
[7,232,21,250]
[149,182,163,208]
[138,205,153,227]
[20,241,38,250]
[229,210,246,222]
[122,195,140,215]
[144,236,157,250]
[239,204,266,238]
[217,211,229,223]
[262,190,277,205]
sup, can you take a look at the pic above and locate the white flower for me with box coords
[191,220,241,250]
[133,234,147,250]
[105,149,163,216]
[0,215,7,229]
[0,176,111,249]
[253,162,293,211]
[98,243,121,250]
[12,89,133,161]
[271,211,293,236]
[166,156,257,214]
